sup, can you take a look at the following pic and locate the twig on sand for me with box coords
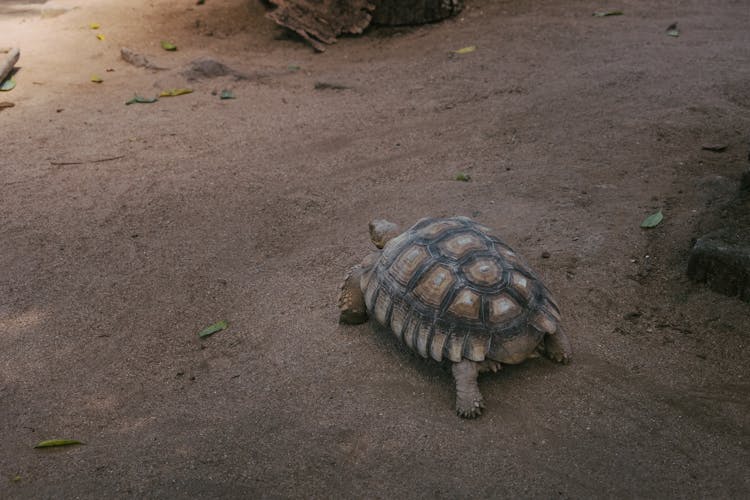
[50,155,126,166]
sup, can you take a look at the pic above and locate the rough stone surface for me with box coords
[688,176,750,302]
[688,228,750,302]
[371,0,464,26]
[741,168,750,191]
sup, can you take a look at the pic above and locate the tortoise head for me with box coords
[368,219,400,249]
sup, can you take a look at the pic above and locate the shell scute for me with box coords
[388,244,430,287]
[447,288,481,320]
[412,264,456,308]
[438,232,488,259]
[464,258,504,287]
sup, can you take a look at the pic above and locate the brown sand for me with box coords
[1,0,749,497]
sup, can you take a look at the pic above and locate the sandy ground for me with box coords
[1,0,749,497]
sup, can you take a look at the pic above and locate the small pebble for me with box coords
[541,251,551,258]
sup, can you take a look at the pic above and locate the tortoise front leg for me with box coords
[452,359,485,418]
[544,326,572,365]
[338,266,368,324]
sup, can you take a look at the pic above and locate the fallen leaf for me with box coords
[96,33,105,41]
[640,210,664,228]
[197,0,205,4]
[125,94,158,105]
[453,46,476,55]
[666,23,679,37]
[287,64,301,71]
[90,23,100,29]
[0,78,16,91]
[198,320,228,338]
[455,172,471,182]
[220,89,235,99]
[593,10,623,17]
[161,40,177,51]
[90,75,103,83]
[34,439,84,448]
[159,88,193,97]
[0,101,14,110]
[701,144,727,152]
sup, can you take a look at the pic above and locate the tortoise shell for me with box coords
[360,217,561,364]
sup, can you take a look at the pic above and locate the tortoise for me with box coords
[338,216,571,418]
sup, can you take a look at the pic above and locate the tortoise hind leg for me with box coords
[452,359,485,418]
[544,326,572,365]
[338,266,368,324]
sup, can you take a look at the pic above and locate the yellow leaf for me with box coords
[90,23,100,29]
[96,34,105,41]
[159,88,193,97]
[90,75,103,83]
[453,45,476,54]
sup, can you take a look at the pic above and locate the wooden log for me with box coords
[371,0,464,26]
[0,47,20,83]
[266,0,374,52]
[264,0,464,51]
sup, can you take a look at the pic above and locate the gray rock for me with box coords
[181,57,247,81]
[688,227,750,302]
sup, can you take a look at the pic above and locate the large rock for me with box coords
[687,169,750,302]
[688,228,750,301]
[371,0,464,26]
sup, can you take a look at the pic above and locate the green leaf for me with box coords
[161,40,177,51]
[593,10,623,17]
[90,75,103,83]
[198,320,228,338]
[219,89,235,99]
[640,210,664,228]
[287,64,301,71]
[96,33,105,41]
[90,23,100,29]
[125,94,158,105]
[455,172,471,182]
[453,46,476,55]
[666,23,680,37]
[159,88,193,97]
[34,439,84,448]
[0,78,16,91]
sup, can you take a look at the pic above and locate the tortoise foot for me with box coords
[544,327,572,365]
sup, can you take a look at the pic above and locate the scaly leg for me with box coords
[452,359,485,418]
[338,266,368,324]
[544,326,572,364]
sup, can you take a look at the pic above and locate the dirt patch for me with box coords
[1,0,749,497]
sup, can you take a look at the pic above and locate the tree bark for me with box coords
[265,0,374,52]
[264,0,464,52]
